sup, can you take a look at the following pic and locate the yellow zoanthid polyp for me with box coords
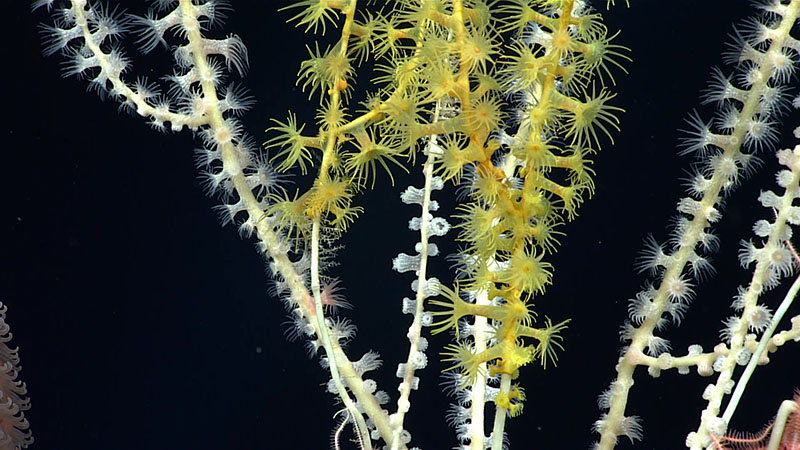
[344,131,408,188]
[265,112,319,175]
[305,175,363,230]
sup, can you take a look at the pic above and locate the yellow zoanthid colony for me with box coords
[264,0,627,444]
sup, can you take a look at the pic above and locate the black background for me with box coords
[2,1,797,449]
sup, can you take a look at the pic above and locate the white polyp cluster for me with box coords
[395,177,448,286]
[600,3,800,448]
[685,94,800,450]
[389,173,448,445]
[618,0,800,372]
[37,1,287,238]
[732,146,800,342]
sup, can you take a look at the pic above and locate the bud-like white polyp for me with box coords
[393,253,420,274]
[758,190,782,208]
[362,379,377,394]
[401,186,425,205]
[410,351,427,369]
[396,363,408,378]
[428,217,451,236]
[778,146,800,172]
[752,219,773,237]
[677,198,720,222]
[401,297,416,315]
[777,169,795,187]
[416,242,439,256]
[712,354,727,373]
[686,432,698,448]
[786,206,800,225]
[408,217,422,231]
[702,383,715,400]
[656,353,674,370]
[419,312,433,327]
[707,416,728,439]
[724,380,735,395]
[411,278,440,298]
